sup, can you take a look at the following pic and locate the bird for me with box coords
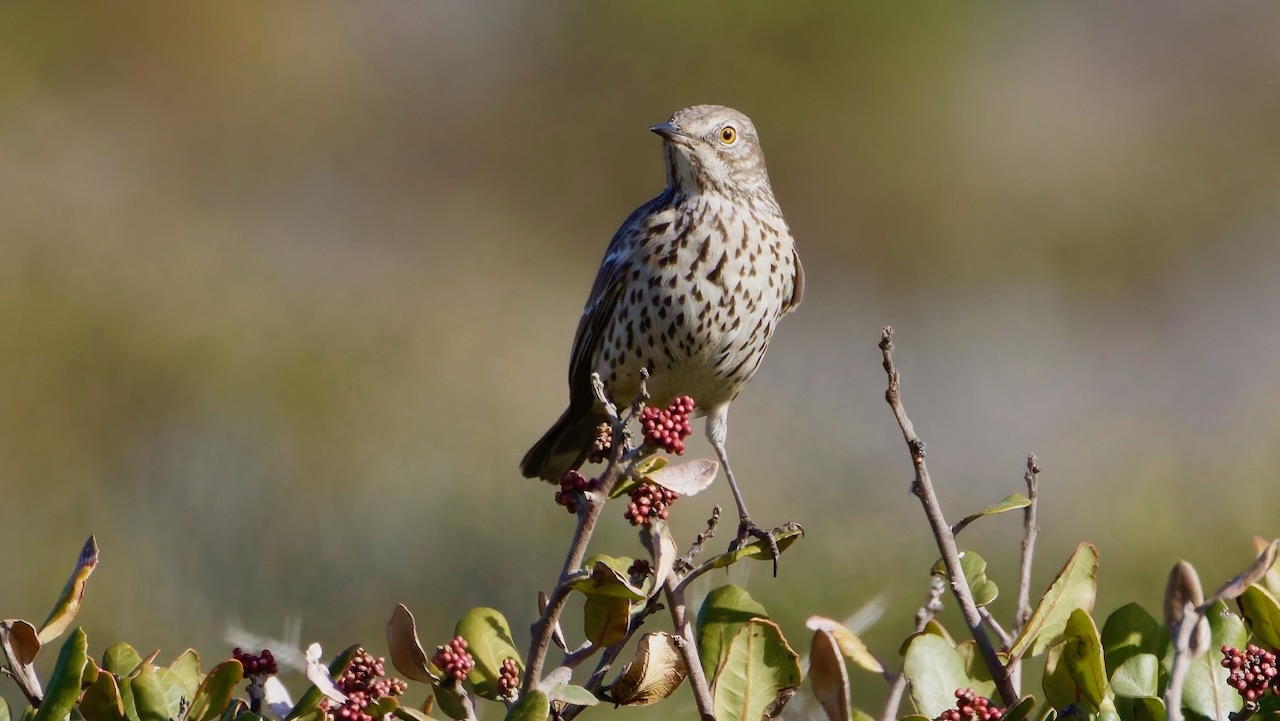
[520,104,803,547]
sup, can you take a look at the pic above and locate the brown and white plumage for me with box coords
[521,105,803,533]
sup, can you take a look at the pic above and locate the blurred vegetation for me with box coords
[2,2,1279,717]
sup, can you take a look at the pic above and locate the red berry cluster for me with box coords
[935,688,1003,721]
[1222,644,1280,701]
[640,396,694,454]
[587,423,613,464]
[497,657,520,698]
[233,648,278,678]
[556,470,595,514]
[432,636,475,684]
[323,648,406,721]
[624,483,679,527]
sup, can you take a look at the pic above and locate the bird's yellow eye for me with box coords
[719,126,738,145]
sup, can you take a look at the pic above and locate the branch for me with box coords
[1014,454,1040,634]
[523,376,638,691]
[1164,600,1204,721]
[664,574,716,721]
[878,327,1019,706]
[880,576,946,721]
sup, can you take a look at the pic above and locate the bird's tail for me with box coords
[520,407,609,482]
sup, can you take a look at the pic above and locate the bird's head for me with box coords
[650,105,771,197]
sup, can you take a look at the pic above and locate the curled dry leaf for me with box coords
[607,633,687,707]
[648,521,677,595]
[643,459,718,497]
[1164,561,1209,655]
[38,536,100,645]
[804,616,883,674]
[1205,539,1280,606]
[807,628,850,721]
[387,606,438,685]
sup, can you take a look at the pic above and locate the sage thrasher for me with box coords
[521,104,804,547]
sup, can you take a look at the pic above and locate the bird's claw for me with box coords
[730,517,783,577]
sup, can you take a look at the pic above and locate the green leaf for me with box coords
[1237,584,1280,650]
[1101,603,1166,678]
[1042,644,1077,711]
[712,619,801,721]
[1001,697,1038,721]
[606,632,687,707]
[902,633,971,718]
[126,664,176,721]
[1181,601,1246,720]
[807,627,850,721]
[185,660,243,721]
[1116,696,1165,721]
[103,643,144,677]
[454,607,522,701]
[696,585,769,682]
[288,645,359,721]
[706,526,804,570]
[954,494,1032,533]
[391,707,442,721]
[365,697,399,720]
[1010,543,1099,658]
[81,672,128,721]
[544,683,599,706]
[34,627,87,721]
[429,683,472,721]
[1110,654,1159,698]
[168,650,201,700]
[503,690,548,721]
[931,552,998,607]
[609,457,667,499]
[805,616,883,674]
[38,536,99,645]
[953,640,998,700]
[0,698,9,721]
[1061,609,1106,711]
[569,556,647,600]
[153,668,191,719]
[583,594,630,647]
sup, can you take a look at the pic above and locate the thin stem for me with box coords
[1164,601,1206,721]
[1014,454,1041,634]
[665,574,716,721]
[523,376,635,692]
[979,607,1012,649]
[879,327,1019,706]
[880,576,946,721]
[1009,454,1040,692]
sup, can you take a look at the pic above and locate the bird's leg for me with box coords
[707,409,781,574]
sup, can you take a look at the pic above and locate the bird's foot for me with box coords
[731,516,782,577]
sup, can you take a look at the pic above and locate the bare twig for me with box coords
[880,576,946,721]
[979,608,1012,649]
[664,574,716,721]
[1164,601,1205,721]
[523,376,636,691]
[878,327,1018,706]
[1014,454,1040,634]
[675,506,722,575]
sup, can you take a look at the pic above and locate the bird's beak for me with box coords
[650,121,693,146]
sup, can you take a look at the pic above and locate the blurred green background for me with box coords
[3,2,1279,716]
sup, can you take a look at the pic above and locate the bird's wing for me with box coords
[784,249,805,314]
[565,198,663,407]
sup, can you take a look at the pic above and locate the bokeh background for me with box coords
[3,2,1279,717]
